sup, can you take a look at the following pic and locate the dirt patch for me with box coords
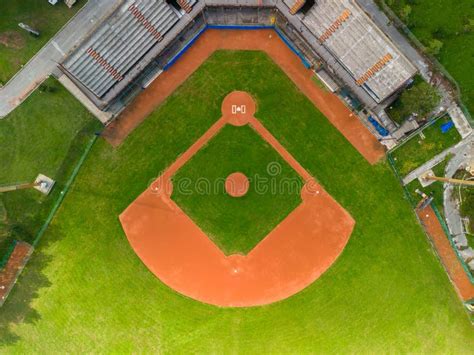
[0,31,25,50]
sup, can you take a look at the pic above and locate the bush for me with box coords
[426,39,444,55]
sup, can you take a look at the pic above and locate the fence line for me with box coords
[386,152,416,207]
[32,134,98,248]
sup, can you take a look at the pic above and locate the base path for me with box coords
[417,206,474,301]
[120,92,355,307]
[104,29,384,164]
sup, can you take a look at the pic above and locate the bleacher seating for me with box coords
[302,0,416,103]
[286,0,306,15]
[63,0,181,98]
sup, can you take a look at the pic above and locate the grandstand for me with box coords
[61,0,198,109]
[302,0,416,103]
[57,0,417,129]
[283,0,306,15]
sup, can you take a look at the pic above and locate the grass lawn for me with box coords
[391,116,461,177]
[382,0,474,119]
[0,77,99,257]
[172,125,303,255]
[0,1,84,84]
[1,51,472,352]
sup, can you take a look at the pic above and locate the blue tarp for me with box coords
[440,121,454,133]
[368,116,389,137]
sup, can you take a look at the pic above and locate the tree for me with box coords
[399,4,412,23]
[463,18,474,33]
[426,39,443,56]
[389,79,441,124]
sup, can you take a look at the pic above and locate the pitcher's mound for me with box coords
[225,172,249,197]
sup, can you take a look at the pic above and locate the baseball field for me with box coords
[1,45,473,351]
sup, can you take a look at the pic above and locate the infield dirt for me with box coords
[119,92,355,307]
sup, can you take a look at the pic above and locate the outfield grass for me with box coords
[391,116,461,177]
[0,1,84,84]
[382,0,474,118]
[172,125,303,255]
[0,77,99,256]
[1,51,472,352]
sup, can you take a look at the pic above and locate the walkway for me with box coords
[0,0,122,118]
[444,138,474,251]
[402,138,471,185]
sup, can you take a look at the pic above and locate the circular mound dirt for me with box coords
[225,172,249,197]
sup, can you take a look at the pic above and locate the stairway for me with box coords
[178,0,193,13]
[290,0,305,15]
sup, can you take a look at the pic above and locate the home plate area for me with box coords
[119,92,355,307]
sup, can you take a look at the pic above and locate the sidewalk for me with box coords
[402,138,471,185]
[0,0,122,118]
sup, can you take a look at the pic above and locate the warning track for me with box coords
[104,29,384,164]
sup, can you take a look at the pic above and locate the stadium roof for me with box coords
[303,0,417,103]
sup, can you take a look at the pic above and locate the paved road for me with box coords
[443,137,474,248]
[0,0,122,118]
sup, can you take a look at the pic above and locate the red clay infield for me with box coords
[120,92,355,307]
[104,29,384,164]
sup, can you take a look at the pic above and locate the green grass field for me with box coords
[1,51,473,352]
[391,116,461,177]
[172,125,303,255]
[382,0,474,118]
[0,77,98,257]
[0,1,84,84]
